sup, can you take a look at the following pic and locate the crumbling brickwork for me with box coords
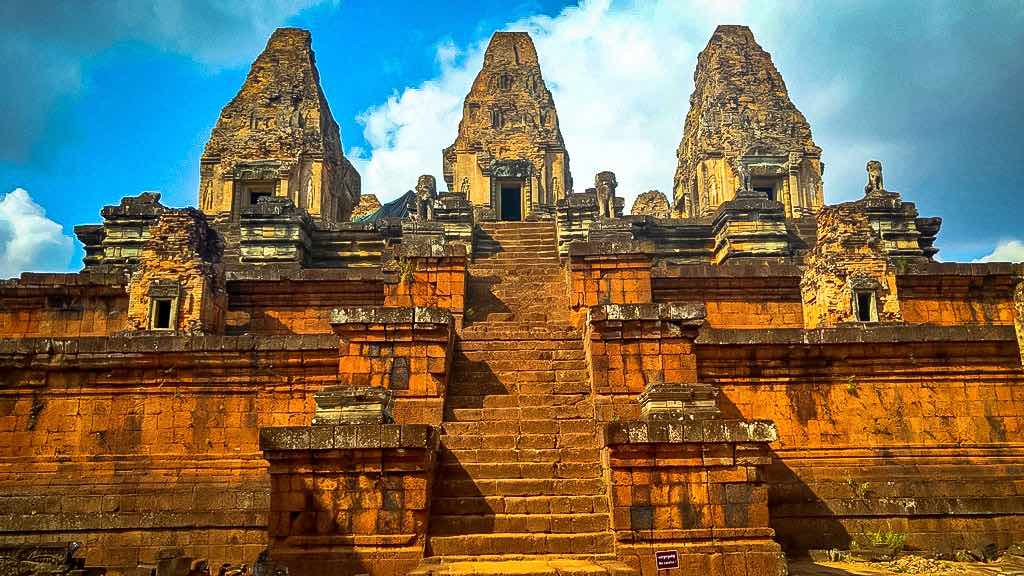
[0,22,1022,576]
[629,191,671,218]
[801,200,902,328]
[125,209,226,334]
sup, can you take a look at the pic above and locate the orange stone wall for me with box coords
[262,425,437,576]
[0,335,340,574]
[383,254,467,316]
[569,251,653,312]
[703,300,803,328]
[226,279,383,335]
[0,293,128,337]
[333,309,453,425]
[606,432,783,576]
[697,328,1024,553]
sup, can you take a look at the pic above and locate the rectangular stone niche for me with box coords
[260,423,438,576]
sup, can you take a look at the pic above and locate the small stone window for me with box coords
[491,109,503,129]
[498,74,512,91]
[151,299,174,330]
[853,290,878,322]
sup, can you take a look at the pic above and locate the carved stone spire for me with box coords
[443,32,571,220]
[672,25,823,218]
[200,28,359,223]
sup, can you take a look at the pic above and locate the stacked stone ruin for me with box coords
[0,24,1022,576]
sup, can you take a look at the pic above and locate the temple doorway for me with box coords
[500,183,522,221]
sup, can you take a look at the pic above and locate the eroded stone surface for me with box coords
[351,193,382,220]
[199,28,359,223]
[629,190,671,218]
[443,32,571,218]
[673,25,823,218]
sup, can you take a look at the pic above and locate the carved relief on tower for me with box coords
[442,32,572,219]
[199,28,359,224]
[673,25,822,219]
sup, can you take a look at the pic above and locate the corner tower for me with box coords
[673,25,823,218]
[443,32,571,221]
[199,28,360,224]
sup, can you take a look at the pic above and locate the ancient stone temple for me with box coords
[1,24,1023,576]
[673,25,824,218]
[443,32,572,221]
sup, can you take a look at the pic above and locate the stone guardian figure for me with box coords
[415,175,437,221]
[595,171,618,219]
[864,160,884,194]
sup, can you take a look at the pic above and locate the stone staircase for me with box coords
[411,222,635,575]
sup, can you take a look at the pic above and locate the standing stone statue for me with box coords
[737,162,752,192]
[595,171,618,219]
[864,160,884,194]
[415,175,437,220]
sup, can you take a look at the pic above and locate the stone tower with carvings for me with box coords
[443,32,572,221]
[673,25,824,218]
[199,28,360,224]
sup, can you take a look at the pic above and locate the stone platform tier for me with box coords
[414,222,637,575]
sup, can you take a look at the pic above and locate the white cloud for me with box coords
[977,240,1024,263]
[0,188,73,279]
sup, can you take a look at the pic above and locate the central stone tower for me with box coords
[673,25,823,218]
[443,32,571,221]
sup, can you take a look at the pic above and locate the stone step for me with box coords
[445,382,593,399]
[457,337,582,347]
[437,461,603,480]
[442,401,593,420]
[439,433,600,453]
[441,419,598,434]
[440,447,603,464]
[429,513,610,535]
[409,558,637,576]
[432,477,605,499]
[431,495,609,516]
[426,532,615,557]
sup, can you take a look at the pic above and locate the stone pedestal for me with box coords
[260,423,438,576]
[238,197,313,265]
[555,191,626,257]
[710,189,789,264]
[605,417,785,576]
[586,303,706,421]
[568,241,655,311]
[311,386,394,426]
[382,240,467,327]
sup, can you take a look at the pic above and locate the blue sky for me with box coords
[1,0,1022,276]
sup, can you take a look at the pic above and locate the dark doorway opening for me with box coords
[500,184,522,221]
[753,186,775,200]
